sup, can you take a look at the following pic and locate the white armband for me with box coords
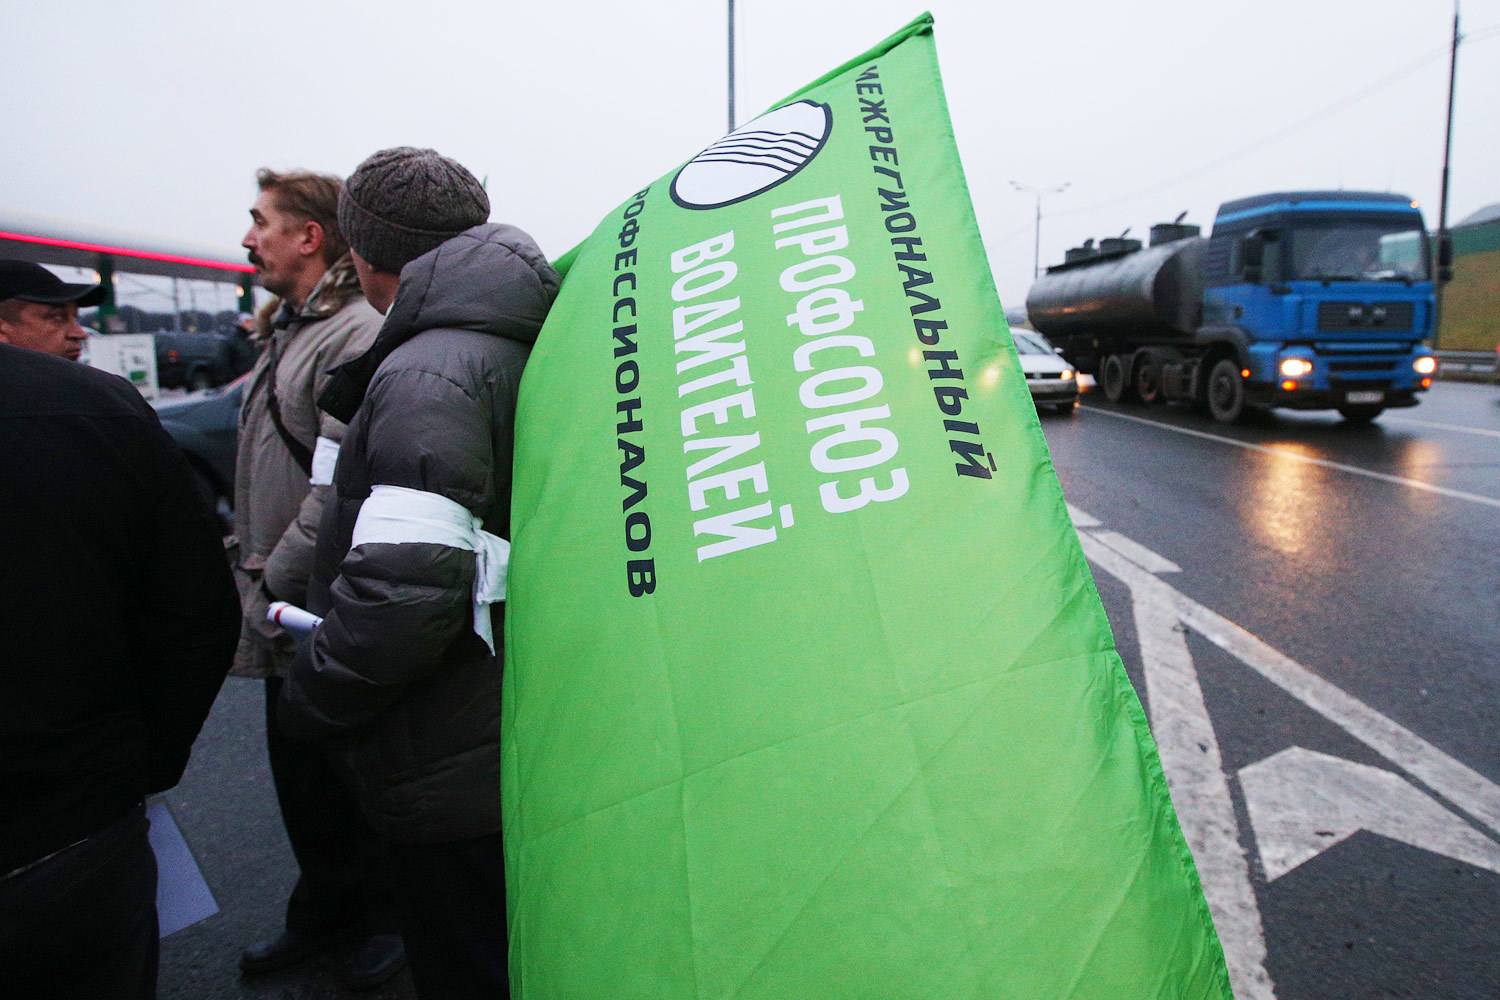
[351,484,509,654]
[309,436,340,486]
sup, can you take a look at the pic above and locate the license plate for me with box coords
[1345,390,1384,404]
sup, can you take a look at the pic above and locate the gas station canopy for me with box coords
[0,209,255,312]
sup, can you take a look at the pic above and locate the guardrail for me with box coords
[1434,348,1498,382]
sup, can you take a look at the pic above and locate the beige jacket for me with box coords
[230,255,382,678]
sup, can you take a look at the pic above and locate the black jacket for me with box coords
[0,345,239,873]
[281,223,559,844]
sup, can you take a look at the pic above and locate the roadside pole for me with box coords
[1433,2,1460,348]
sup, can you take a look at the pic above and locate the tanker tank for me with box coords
[1025,232,1205,373]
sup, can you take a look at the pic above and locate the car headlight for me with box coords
[1060,369,1074,380]
[1279,357,1314,378]
[1413,355,1437,375]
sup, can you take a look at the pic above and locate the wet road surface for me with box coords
[1045,380,1500,1000]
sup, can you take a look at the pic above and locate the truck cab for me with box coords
[1201,191,1436,421]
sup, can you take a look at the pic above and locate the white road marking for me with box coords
[1082,406,1500,510]
[1065,503,1101,528]
[1125,560,1274,1000]
[1073,506,1500,999]
[1077,523,1500,837]
[1382,414,1500,440]
[1240,747,1500,881]
[1092,530,1182,574]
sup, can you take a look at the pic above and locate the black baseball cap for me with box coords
[0,260,106,307]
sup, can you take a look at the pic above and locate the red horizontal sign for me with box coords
[0,230,254,274]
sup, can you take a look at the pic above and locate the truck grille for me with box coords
[1317,301,1415,333]
[1328,360,1397,373]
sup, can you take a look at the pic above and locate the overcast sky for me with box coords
[4,0,1498,313]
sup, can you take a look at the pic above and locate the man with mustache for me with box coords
[234,168,401,988]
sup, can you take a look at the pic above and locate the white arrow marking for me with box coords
[1240,747,1500,881]
[1072,504,1500,1000]
[1075,521,1500,837]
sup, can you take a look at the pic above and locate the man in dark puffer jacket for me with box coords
[280,147,559,998]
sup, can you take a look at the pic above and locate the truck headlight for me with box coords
[1279,358,1314,378]
[1060,369,1074,380]
[1413,356,1437,375]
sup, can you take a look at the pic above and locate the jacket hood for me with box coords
[319,223,560,423]
[303,253,365,318]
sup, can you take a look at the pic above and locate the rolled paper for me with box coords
[266,601,322,634]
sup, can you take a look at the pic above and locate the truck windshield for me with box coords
[1288,221,1428,282]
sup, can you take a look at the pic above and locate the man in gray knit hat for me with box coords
[280,147,559,998]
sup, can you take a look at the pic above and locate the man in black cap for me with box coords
[0,260,105,361]
[280,147,559,998]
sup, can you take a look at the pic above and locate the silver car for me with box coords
[1011,328,1078,415]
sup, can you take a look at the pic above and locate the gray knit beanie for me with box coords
[338,146,491,273]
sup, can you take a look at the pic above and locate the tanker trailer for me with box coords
[1026,191,1439,424]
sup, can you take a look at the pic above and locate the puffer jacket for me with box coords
[280,223,560,844]
[230,255,382,678]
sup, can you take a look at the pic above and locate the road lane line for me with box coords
[1123,554,1275,1000]
[1382,415,1500,440]
[1065,503,1101,528]
[1082,406,1500,510]
[1075,518,1500,837]
[1092,530,1182,573]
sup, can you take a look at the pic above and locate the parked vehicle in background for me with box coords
[1011,328,1078,414]
[154,373,245,532]
[1025,191,1440,423]
[154,330,258,390]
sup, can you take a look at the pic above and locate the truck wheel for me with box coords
[1337,404,1385,423]
[1206,358,1246,424]
[1101,354,1132,403]
[1134,354,1163,405]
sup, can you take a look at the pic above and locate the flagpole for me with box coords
[727,0,737,131]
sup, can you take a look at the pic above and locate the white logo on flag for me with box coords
[671,101,833,210]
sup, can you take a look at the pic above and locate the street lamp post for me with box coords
[1010,180,1070,278]
[1433,2,1460,348]
[727,0,737,132]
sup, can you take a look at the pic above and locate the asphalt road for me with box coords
[1043,379,1500,1000]
[154,381,1499,999]
[157,678,417,1000]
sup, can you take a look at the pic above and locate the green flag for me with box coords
[504,12,1230,999]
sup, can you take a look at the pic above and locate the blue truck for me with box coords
[1025,190,1439,423]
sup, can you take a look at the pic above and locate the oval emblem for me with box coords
[671,100,833,211]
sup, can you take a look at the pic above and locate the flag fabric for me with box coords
[503,12,1231,999]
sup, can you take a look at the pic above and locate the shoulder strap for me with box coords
[262,337,314,476]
